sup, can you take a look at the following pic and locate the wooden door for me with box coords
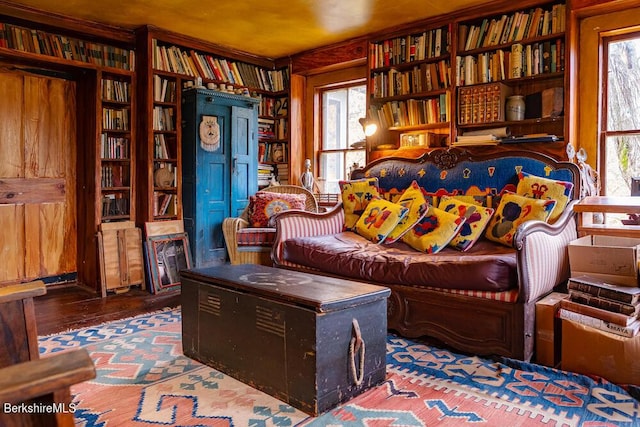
[0,68,77,284]
[230,105,257,218]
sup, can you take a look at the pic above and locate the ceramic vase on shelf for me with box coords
[506,95,525,121]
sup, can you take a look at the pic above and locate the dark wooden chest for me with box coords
[180,264,390,416]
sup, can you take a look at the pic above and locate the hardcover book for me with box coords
[568,275,640,305]
[560,298,638,326]
[559,308,640,338]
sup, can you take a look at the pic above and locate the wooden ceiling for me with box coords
[2,0,492,58]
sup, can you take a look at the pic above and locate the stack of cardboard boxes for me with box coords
[536,235,640,384]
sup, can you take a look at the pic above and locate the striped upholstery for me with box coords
[236,228,276,247]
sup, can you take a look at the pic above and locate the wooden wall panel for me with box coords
[0,71,23,178]
[0,204,24,283]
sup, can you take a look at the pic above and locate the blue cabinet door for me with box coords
[182,90,258,267]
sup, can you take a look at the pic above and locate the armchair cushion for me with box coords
[248,191,307,227]
[339,177,380,231]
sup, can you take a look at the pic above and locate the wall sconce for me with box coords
[358,117,377,137]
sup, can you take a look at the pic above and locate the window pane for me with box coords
[607,38,640,131]
[348,86,367,146]
[322,90,347,150]
[319,151,344,194]
[604,134,640,196]
[345,150,366,177]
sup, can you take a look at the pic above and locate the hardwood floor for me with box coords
[34,282,181,336]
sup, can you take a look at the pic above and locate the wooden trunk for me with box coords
[181,264,390,416]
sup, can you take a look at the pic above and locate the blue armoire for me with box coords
[182,89,259,267]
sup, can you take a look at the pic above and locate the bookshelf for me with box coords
[367,24,452,161]
[258,94,290,186]
[364,0,569,162]
[99,71,134,222]
[455,1,567,140]
[135,26,290,225]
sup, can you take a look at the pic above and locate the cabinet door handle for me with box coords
[232,157,237,173]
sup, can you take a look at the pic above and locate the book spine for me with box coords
[560,298,635,326]
[569,290,638,316]
[559,308,639,338]
[568,279,637,304]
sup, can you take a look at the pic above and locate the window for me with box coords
[600,30,640,198]
[318,83,367,194]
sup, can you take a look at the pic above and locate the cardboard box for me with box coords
[568,235,640,287]
[535,292,569,367]
[562,318,640,385]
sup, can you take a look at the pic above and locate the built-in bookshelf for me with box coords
[150,73,179,220]
[99,72,134,222]
[367,24,452,160]
[258,94,289,185]
[365,0,569,161]
[136,26,291,225]
[454,1,566,140]
[0,21,134,71]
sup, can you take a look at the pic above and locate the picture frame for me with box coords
[145,232,193,294]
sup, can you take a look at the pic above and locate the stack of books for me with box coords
[558,275,640,337]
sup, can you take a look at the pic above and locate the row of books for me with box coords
[258,117,287,140]
[258,141,288,164]
[102,108,130,131]
[152,106,175,132]
[101,79,130,103]
[152,40,289,92]
[457,39,564,86]
[275,164,289,185]
[369,26,450,68]
[559,275,640,338]
[153,75,178,103]
[371,59,451,99]
[101,164,129,188]
[258,96,288,117]
[258,163,276,188]
[152,192,178,217]
[100,134,130,160]
[102,194,130,217]
[371,94,449,129]
[154,135,175,159]
[0,22,135,71]
[458,82,512,125]
[458,4,566,52]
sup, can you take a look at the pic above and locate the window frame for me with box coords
[315,78,367,194]
[598,27,640,195]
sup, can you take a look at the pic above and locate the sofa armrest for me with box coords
[271,203,345,266]
[222,217,251,264]
[513,199,579,303]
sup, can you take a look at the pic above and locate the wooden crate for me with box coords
[181,264,390,415]
[98,221,145,297]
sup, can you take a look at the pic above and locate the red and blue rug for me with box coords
[39,308,640,426]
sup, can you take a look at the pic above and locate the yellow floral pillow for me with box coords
[516,171,573,223]
[385,180,429,244]
[438,196,495,251]
[485,192,556,247]
[354,197,409,243]
[402,206,466,254]
[340,177,380,231]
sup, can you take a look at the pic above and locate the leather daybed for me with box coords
[271,147,584,361]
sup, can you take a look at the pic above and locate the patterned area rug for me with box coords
[39,308,640,426]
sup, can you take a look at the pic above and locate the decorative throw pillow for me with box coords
[248,191,307,227]
[339,177,380,231]
[439,195,495,251]
[385,180,429,244]
[485,192,557,247]
[516,171,573,223]
[402,206,466,254]
[354,197,408,243]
